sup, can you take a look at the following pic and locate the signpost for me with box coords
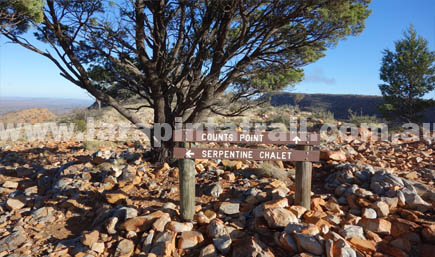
[173,129,320,221]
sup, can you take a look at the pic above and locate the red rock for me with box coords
[177,231,204,249]
[263,198,288,210]
[390,217,419,238]
[390,238,411,253]
[311,197,326,212]
[421,224,435,243]
[120,211,167,232]
[289,205,307,219]
[378,243,407,257]
[365,231,383,243]
[359,218,391,235]
[419,244,435,257]
[320,150,346,162]
[398,209,419,222]
[349,237,376,253]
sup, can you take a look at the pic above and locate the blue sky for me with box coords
[0,0,434,100]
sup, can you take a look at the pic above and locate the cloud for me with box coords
[303,68,336,85]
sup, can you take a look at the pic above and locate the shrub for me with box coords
[347,109,381,125]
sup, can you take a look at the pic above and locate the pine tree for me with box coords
[379,25,435,122]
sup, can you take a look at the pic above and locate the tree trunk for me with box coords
[151,94,174,163]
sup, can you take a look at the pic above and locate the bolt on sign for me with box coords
[173,129,320,220]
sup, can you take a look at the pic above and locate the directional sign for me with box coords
[173,147,320,162]
[173,130,319,145]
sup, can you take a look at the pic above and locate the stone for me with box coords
[359,218,391,235]
[270,180,287,189]
[421,224,435,243]
[284,223,307,234]
[31,206,56,224]
[339,225,365,240]
[390,217,419,237]
[221,160,243,170]
[324,214,341,226]
[213,235,231,254]
[120,210,166,232]
[166,221,193,233]
[279,232,298,254]
[419,244,435,257]
[142,230,154,253]
[114,239,134,257]
[81,230,99,247]
[348,237,376,252]
[150,231,176,257]
[372,201,389,217]
[219,202,240,215]
[311,197,326,212]
[2,181,18,189]
[6,196,26,210]
[320,150,346,162]
[381,197,399,209]
[300,224,320,235]
[177,231,204,249]
[293,233,323,256]
[199,244,218,257]
[223,173,236,181]
[209,183,223,198]
[232,236,275,257]
[207,219,228,238]
[365,231,382,243]
[390,238,411,253]
[105,191,128,204]
[403,190,431,212]
[106,217,118,234]
[112,206,138,220]
[378,243,407,257]
[0,229,27,251]
[263,207,298,228]
[370,171,404,195]
[162,202,177,210]
[362,208,377,219]
[152,214,171,232]
[263,198,289,210]
[204,210,217,220]
[91,242,105,253]
[289,205,307,219]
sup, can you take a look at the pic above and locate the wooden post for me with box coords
[178,142,195,221]
[295,145,312,210]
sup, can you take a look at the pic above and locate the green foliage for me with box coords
[72,119,87,132]
[0,0,44,32]
[310,107,335,123]
[347,109,380,125]
[83,140,116,152]
[379,25,435,122]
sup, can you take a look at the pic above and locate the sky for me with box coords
[0,0,434,100]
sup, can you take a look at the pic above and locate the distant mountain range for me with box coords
[270,92,435,123]
[0,97,93,115]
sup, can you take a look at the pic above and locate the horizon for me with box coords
[0,0,434,100]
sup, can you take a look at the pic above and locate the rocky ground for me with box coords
[0,122,434,256]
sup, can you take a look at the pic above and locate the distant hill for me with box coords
[0,108,57,124]
[270,92,435,123]
[0,97,93,115]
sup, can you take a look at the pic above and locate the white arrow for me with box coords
[185,149,195,158]
[293,136,301,144]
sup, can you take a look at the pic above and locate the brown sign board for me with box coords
[173,130,319,145]
[173,147,320,162]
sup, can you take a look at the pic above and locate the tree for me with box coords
[379,25,435,122]
[0,0,44,31]
[1,0,371,162]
